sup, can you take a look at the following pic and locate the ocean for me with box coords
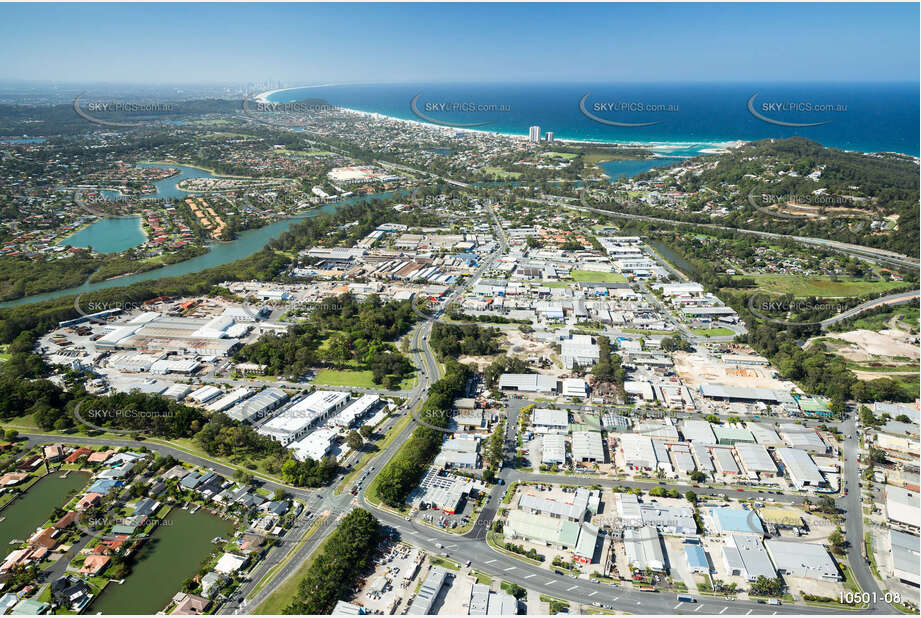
[266,82,920,157]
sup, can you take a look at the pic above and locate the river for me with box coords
[89,507,235,614]
[0,191,398,309]
[0,472,90,548]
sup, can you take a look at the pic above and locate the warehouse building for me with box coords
[722,534,775,581]
[407,566,449,615]
[541,434,567,465]
[498,373,558,393]
[765,540,841,581]
[207,388,253,413]
[572,431,605,463]
[698,384,791,405]
[685,543,711,574]
[561,334,600,369]
[886,485,920,530]
[289,428,338,462]
[889,530,920,587]
[735,443,778,479]
[468,583,517,616]
[518,488,592,522]
[775,448,825,490]
[532,408,569,433]
[619,433,658,471]
[505,510,600,562]
[748,423,784,447]
[712,447,740,476]
[330,395,381,428]
[713,425,755,446]
[225,388,289,424]
[681,420,716,444]
[435,438,480,469]
[623,526,666,573]
[709,507,764,536]
[778,424,828,454]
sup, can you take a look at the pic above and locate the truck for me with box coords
[677,595,697,603]
[768,598,781,606]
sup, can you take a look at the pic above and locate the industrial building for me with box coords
[886,485,920,530]
[681,420,716,444]
[531,408,569,433]
[722,534,775,581]
[225,387,289,424]
[619,433,658,471]
[775,448,826,490]
[259,390,351,446]
[541,434,567,465]
[685,543,710,574]
[468,583,517,616]
[735,443,778,479]
[498,373,558,393]
[407,566,449,615]
[764,540,841,581]
[708,507,764,535]
[623,526,666,572]
[518,488,593,522]
[505,510,600,563]
[889,530,920,587]
[561,334,600,369]
[572,431,605,463]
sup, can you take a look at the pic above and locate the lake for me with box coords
[599,157,685,181]
[0,191,398,309]
[101,163,219,201]
[89,507,235,614]
[58,216,147,253]
[0,472,90,548]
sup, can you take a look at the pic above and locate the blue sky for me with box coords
[1,3,918,84]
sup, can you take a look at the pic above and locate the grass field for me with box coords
[483,167,522,179]
[845,306,919,332]
[738,275,906,297]
[312,368,413,389]
[570,270,627,283]
[542,151,578,160]
[690,327,736,337]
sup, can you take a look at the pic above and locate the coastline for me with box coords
[256,88,745,156]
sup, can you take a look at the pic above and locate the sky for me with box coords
[0,3,918,85]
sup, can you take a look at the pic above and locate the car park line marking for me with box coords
[504,567,516,572]
[745,610,752,615]
[675,603,683,609]
[524,574,535,580]
[719,607,728,614]
[445,544,457,549]
[588,591,597,597]
[567,585,579,592]
[427,537,437,542]
[695,605,703,612]
[613,597,619,602]
[485,559,496,565]
[546,579,557,585]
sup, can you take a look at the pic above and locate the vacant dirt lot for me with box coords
[822,329,919,362]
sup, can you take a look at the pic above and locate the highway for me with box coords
[819,290,920,329]
[529,197,920,271]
